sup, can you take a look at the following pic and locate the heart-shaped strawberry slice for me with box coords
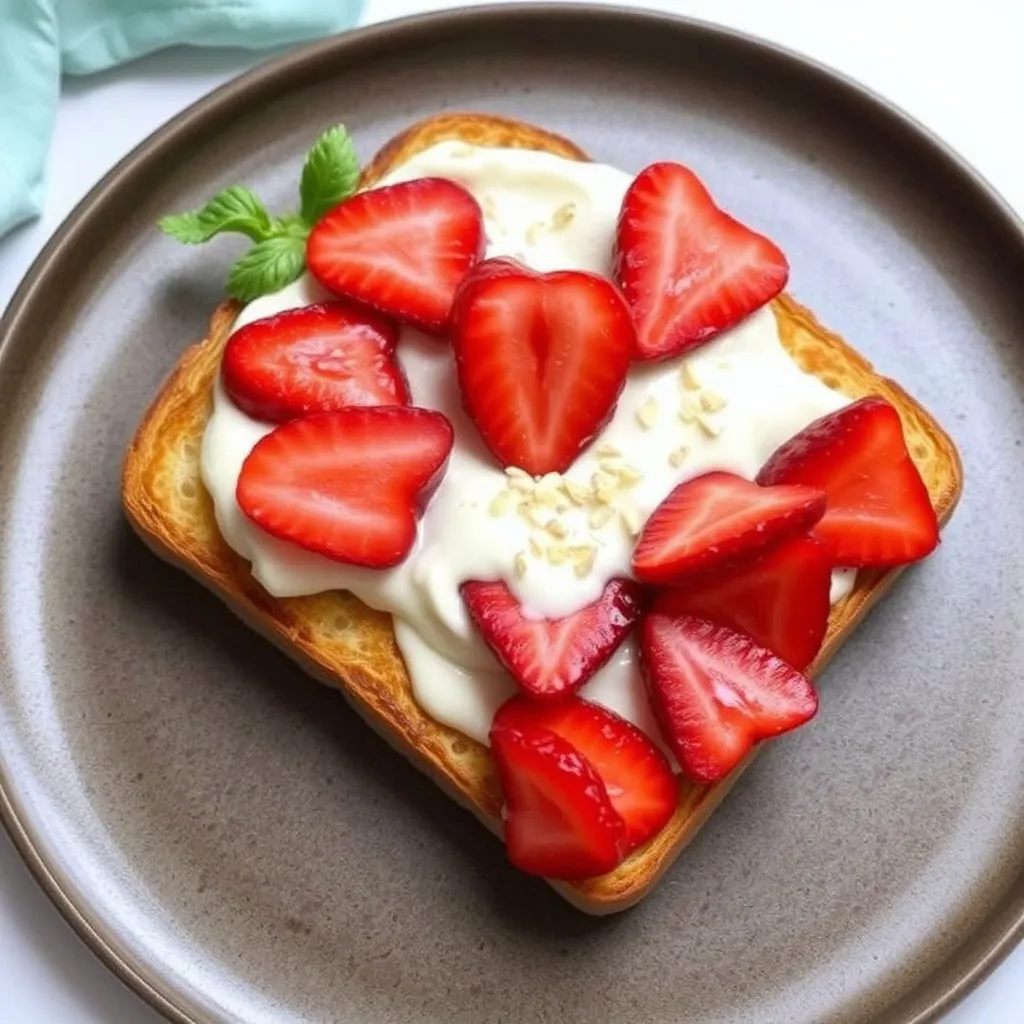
[490,712,628,880]
[615,162,789,360]
[640,612,818,783]
[451,258,634,475]
[461,578,642,700]
[306,178,485,334]
[222,301,408,423]
[756,397,939,567]
[236,407,454,567]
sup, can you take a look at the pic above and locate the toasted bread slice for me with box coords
[122,113,963,914]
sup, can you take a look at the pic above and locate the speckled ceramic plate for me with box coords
[2,6,1023,1023]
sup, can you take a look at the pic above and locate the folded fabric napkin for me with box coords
[0,0,365,238]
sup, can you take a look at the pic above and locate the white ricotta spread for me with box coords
[200,142,854,745]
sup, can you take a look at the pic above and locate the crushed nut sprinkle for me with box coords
[598,454,625,474]
[699,389,727,413]
[552,202,577,230]
[636,396,660,429]
[619,502,642,537]
[570,545,599,577]
[680,361,701,391]
[546,519,569,540]
[525,220,545,246]
[493,454,654,564]
[563,480,591,506]
[548,544,569,565]
[696,412,722,438]
[525,505,554,528]
[668,445,690,468]
[616,463,643,487]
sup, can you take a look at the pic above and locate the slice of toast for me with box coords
[122,113,963,914]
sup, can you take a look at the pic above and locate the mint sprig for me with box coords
[158,124,361,302]
[226,235,307,303]
[157,186,273,244]
[300,126,361,226]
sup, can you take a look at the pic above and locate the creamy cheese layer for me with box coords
[201,142,854,746]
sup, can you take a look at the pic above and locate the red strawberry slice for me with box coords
[756,397,939,567]
[653,534,835,671]
[237,407,453,567]
[631,471,827,585]
[221,301,408,423]
[494,695,677,854]
[462,578,641,700]
[306,178,484,334]
[451,257,634,475]
[640,612,819,783]
[614,161,789,360]
[489,717,627,880]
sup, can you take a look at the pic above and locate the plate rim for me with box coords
[1,5,1023,1022]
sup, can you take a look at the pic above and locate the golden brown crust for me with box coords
[122,113,963,914]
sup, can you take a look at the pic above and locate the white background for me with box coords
[1,1,1022,1021]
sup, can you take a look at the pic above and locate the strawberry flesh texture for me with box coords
[306,177,484,334]
[222,301,408,423]
[451,257,633,475]
[461,578,642,700]
[490,718,627,880]
[236,406,453,567]
[640,612,818,783]
[632,471,827,585]
[614,161,789,360]
[494,695,676,855]
[757,397,939,567]
[653,534,835,671]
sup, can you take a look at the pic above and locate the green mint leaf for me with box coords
[299,125,360,226]
[158,186,274,244]
[273,213,312,239]
[226,234,306,303]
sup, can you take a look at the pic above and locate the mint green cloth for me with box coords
[0,0,365,237]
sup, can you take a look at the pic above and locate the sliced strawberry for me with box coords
[653,534,835,671]
[614,161,789,360]
[494,695,677,854]
[306,178,484,334]
[236,407,453,567]
[462,578,641,700]
[756,397,939,567]
[221,301,408,423]
[640,612,819,783]
[451,257,633,474]
[489,718,627,880]
[631,471,826,585]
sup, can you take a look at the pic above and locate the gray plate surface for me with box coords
[1,6,1023,1024]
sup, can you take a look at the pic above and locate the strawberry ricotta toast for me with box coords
[125,114,961,912]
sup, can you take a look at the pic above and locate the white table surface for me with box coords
[1,1,1022,1021]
